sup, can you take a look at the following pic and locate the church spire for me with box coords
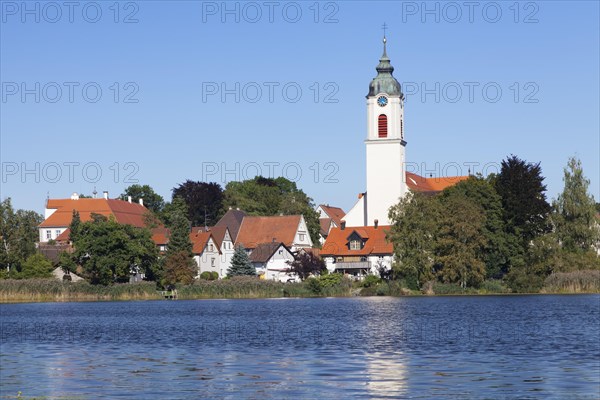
[367,25,403,98]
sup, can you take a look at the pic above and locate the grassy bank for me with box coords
[1,271,598,303]
[0,276,355,303]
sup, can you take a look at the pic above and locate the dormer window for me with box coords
[350,240,361,250]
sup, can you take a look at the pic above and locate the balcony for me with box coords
[334,261,371,270]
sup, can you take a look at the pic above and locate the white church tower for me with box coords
[344,34,407,226]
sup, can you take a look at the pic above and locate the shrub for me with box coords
[305,277,321,294]
[200,271,212,280]
[318,273,343,288]
[210,271,219,280]
[543,270,600,293]
[362,274,381,288]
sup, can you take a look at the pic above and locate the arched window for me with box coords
[378,114,387,138]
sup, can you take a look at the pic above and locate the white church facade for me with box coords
[343,35,468,227]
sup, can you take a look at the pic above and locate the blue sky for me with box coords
[1,1,599,214]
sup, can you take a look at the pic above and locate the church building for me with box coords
[343,35,468,227]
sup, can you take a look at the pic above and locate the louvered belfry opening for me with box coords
[378,114,388,138]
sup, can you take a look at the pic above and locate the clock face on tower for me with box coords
[377,96,388,107]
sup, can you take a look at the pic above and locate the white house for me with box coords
[249,242,297,282]
[320,222,394,279]
[190,231,223,278]
[38,191,150,243]
[316,204,346,244]
[235,214,313,252]
[192,226,235,278]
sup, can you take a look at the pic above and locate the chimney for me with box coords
[139,198,144,207]
[374,219,379,229]
[127,196,132,203]
[228,206,232,210]
[236,207,239,211]
[70,192,79,200]
[103,191,108,200]
[341,220,346,230]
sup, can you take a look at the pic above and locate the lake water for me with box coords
[1,295,599,399]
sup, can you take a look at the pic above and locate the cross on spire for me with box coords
[382,22,388,40]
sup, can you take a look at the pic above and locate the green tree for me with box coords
[436,193,487,288]
[164,197,192,256]
[553,156,599,253]
[0,198,43,274]
[388,192,441,289]
[162,251,196,286]
[172,180,223,227]
[442,176,511,279]
[120,184,165,214]
[227,245,256,277]
[73,217,159,285]
[69,210,81,243]
[286,251,326,280]
[495,155,552,245]
[18,253,54,279]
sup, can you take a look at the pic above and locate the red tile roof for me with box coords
[319,218,332,236]
[192,226,229,249]
[405,172,469,193]
[319,205,346,226]
[321,225,393,256]
[236,215,302,250]
[151,227,170,245]
[40,198,151,228]
[189,231,216,254]
[55,228,71,243]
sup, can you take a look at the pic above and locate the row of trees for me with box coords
[388,156,599,292]
[120,176,321,245]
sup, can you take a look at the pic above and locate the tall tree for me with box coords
[120,184,165,214]
[388,192,441,289]
[172,180,223,227]
[495,155,552,244]
[227,245,256,277]
[18,254,54,279]
[164,198,192,256]
[436,194,487,288]
[442,176,511,279]
[162,251,196,286]
[0,198,43,274]
[553,156,599,253]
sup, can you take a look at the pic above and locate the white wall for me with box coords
[291,216,313,251]
[343,196,366,227]
[39,227,67,243]
[195,237,221,278]
[219,230,235,278]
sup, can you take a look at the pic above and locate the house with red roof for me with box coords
[321,221,393,278]
[191,226,235,278]
[38,192,155,243]
[235,214,313,252]
[316,204,346,244]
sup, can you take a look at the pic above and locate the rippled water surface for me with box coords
[1,295,599,399]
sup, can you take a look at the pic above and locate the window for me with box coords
[299,233,305,241]
[211,258,215,267]
[55,230,61,237]
[401,119,403,138]
[378,114,388,138]
[46,230,51,239]
[350,240,361,250]
[209,244,214,252]
[278,249,283,255]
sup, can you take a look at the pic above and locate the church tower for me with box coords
[364,35,407,226]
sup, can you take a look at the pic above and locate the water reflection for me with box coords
[1,295,599,399]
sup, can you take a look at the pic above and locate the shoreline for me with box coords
[2,291,598,305]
